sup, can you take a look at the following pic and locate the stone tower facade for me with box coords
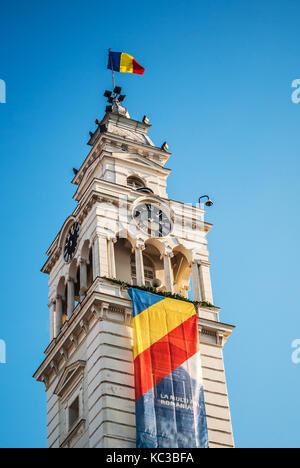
[34,93,235,449]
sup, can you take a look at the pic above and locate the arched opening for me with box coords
[127,175,145,190]
[57,277,67,326]
[129,241,164,288]
[143,241,164,288]
[114,238,133,283]
[171,246,192,298]
[62,284,68,323]
[143,255,155,287]
[69,259,79,309]
[130,253,156,287]
[80,239,93,292]
[74,268,80,305]
[113,236,166,288]
[87,247,93,288]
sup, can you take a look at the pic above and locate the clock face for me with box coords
[133,203,172,238]
[63,222,80,263]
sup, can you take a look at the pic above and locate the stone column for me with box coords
[182,284,190,299]
[79,258,88,300]
[49,299,55,342]
[55,295,63,337]
[192,261,202,302]
[67,277,75,319]
[108,237,117,278]
[199,261,214,304]
[93,234,109,279]
[163,251,174,293]
[92,237,99,280]
[135,242,145,286]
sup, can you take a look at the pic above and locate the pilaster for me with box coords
[192,261,202,302]
[55,295,63,338]
[92,235,109,279]
[49,299,55,342]
[199,260,214,304]
[107,237,117,278]
[134,240,145,286]
[162,247,174,293]
[79,257,88,300]
[67,277,75,319]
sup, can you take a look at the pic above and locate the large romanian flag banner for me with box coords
[108,51,145,75]
[128,288,209,448]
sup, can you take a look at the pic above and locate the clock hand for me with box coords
[145,204,152,235]
[158,210,163,236]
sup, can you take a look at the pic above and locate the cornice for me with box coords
[33,279,131,388]
[34,278,234,390]
[71,139,104,185]
[100,132,171,164]
[73,151,170,203]
[72,132,171,187]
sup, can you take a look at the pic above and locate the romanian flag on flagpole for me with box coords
[108,51,145,75]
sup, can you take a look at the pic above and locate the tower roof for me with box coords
[71,88,171,190]
[88,109,154,148]
[87,87,158,148]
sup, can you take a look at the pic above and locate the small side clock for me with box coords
[63,222,80,263]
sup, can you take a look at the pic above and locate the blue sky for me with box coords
[0,0,300,448]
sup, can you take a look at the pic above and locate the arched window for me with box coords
[131,254,155,287]
[127,176,145,190]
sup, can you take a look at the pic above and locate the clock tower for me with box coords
[34,89,235,449]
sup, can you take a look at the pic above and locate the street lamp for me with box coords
[199,195,214,207]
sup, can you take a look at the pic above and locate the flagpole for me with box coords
[109,48,116,92]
